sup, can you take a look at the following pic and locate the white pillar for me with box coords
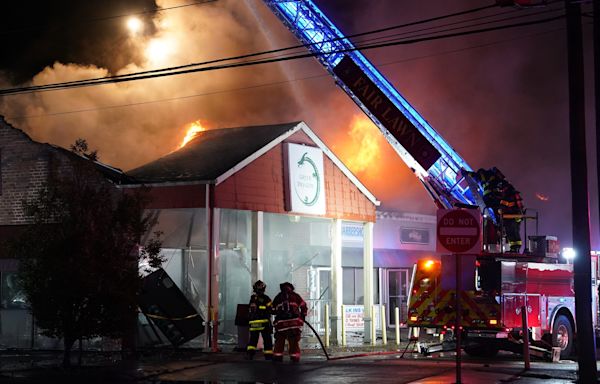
[330,219,343,345]
[251,211,264,283]
[363,221,374,344]
[395,306,400,345]
[381,305,387,345]
[325,304,330,347]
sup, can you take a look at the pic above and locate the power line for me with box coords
[352,6,563,46]
[0,14,565,96]
[4,25,566,121]
[6,27,564,120]
[0,3,504,93]
[0,0,217,36]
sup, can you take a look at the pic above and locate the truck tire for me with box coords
[464,343,499,357]
[552,314,574,358]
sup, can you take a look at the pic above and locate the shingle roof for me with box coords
[126,122,301,183]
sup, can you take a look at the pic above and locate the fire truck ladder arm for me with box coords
[262,0,479,209]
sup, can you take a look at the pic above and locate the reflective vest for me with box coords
[248,293,272,331]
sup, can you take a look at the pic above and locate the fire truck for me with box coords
[407,239,598,359]
[261,1,597,359]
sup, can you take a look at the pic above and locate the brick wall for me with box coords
[0,117,92,226]
[0,118,54,225]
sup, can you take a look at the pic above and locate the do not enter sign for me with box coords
[436,209,482,254]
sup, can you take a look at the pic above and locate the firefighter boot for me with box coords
[245,350,255,360]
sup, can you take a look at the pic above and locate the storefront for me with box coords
[125,121,380,348]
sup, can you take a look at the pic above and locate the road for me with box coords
[0,349,587,383]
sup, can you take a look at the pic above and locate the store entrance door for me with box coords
[385,269,409,327]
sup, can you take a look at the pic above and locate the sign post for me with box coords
[436,208,482,384]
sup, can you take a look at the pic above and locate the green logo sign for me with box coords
[294,152,321,206]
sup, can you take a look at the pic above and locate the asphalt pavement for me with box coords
[0,345,595,384]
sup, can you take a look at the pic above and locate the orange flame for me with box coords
[179,120,207,149]
[535,193,549,202]
[346,115,381,173]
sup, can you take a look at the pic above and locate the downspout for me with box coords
[206,183,219,351]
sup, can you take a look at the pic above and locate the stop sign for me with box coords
[436,209,482,254]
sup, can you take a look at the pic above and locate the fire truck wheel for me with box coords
[552,315,574,358]
[463,343,499,358]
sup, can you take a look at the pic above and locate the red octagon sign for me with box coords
[436,209,482,254]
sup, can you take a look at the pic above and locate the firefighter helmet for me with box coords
[253,280,266,294]
[280,282,295,292]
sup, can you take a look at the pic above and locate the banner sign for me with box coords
[333,55,440,170]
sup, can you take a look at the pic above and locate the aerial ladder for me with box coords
[261,0,485,213]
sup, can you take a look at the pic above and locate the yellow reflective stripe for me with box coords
[247,346,256,351]
[249,319,269,324]
[258,306,267,310]
[263,350,273,354]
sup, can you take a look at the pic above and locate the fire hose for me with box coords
[303,319,414,361]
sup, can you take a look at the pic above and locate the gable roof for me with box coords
[126,121,379,205]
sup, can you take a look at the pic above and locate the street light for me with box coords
[562,247,576,263]
[126,17,143,35]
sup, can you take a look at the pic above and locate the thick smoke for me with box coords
[0,0,596,247]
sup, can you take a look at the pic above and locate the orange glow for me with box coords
[535,193,549,202]
[423,260,435,270]
[179,120,207,149]
[346,115,381,173]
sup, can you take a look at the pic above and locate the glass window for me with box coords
[218,209,252,341]
[343,267,379,305]
[263,213,332,330]
[1,272,27,309]
[342,268,355,305]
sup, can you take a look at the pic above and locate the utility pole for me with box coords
[595,0,600,252]
[565,1,597,382]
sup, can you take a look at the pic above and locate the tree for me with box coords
[6,140,162,367]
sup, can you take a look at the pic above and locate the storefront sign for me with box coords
[400,227,430,245]
[342,223,363,244]
[285,143,326,215]
[343,305,381,331]
[333,55,440,171]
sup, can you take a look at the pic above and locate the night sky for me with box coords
[0,0,596,249]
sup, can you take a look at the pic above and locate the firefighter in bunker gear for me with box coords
[272,282,307,362]
[466,167,525,252]
[246,280,273,360]
[499,183,525,252]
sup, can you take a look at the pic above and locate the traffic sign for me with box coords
[436,209,482,254]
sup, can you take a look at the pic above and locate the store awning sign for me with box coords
[285,143,326,215]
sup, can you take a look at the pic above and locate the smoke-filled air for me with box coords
[0,0,597,247]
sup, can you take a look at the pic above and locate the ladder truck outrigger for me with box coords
[261,0,599,359]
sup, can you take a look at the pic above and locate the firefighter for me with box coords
[499,183,525,252]
[246,280,273,360]
[272,282,307,362]
[467,167,524,252]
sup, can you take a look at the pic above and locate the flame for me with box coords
[535,192,550,202]
[179,120,207,149]
[346,115,381,173]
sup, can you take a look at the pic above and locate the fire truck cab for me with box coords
[407,238,598,359]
